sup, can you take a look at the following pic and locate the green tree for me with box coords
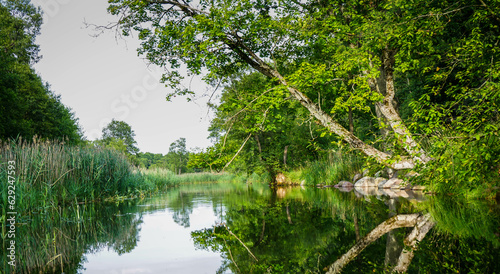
[206,72,330,178]
[101,119,140,155]
[0,0,82,143]
[167,137,189,174]
[105,0,500,193]
[187,145,230,173]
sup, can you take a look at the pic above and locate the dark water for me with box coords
[2,182,500,273]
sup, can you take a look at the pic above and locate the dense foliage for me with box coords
[106,0,500,195]
[0,0,82,144]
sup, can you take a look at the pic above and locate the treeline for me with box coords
[0,0,82,144]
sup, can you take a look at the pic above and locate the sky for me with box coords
[32,0,214,155]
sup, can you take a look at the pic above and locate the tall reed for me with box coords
[0,138,135,212]
[0,138,244,214]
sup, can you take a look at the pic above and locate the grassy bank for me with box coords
[0,139,235,214]
[281,150,364,186]
[138,168,236,191]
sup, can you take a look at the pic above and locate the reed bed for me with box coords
[139,168,236,187]
[0,139,243,213]
[0,138,139,212]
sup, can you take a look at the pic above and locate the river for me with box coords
[4,182,500,273]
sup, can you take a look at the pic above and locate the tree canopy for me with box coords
[0,0,82,144]
[101,119,140,155]
[108,0,500,189]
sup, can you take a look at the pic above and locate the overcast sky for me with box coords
[32,0,214,154]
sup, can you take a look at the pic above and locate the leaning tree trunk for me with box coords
[391,214,435,273]
[134,1,429,170]
[384,199,403,270]
[225,38,419,170]
[325,213,431,274]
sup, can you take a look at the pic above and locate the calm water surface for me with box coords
[4,182,500,273]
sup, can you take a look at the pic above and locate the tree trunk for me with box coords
[391,214,435,273]
[138,1,427,170]
[222,133,252,172]
[226,39,416,170]
[325,213,425,274]
[286,204,293,224]
[255,134,263,161]
[283,145,289,167]
[369,49,432,164]
[384,199,403,269]
[353,213,360,242]
[348,106,354,134]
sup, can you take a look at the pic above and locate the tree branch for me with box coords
[325,213,424,274]
[221,133,252,172]
[369,49,432,164]
[392,214,435,273]
[144,0,209,15]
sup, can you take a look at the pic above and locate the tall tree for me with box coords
[167,137,188,174]
[0,0,82,143]
[105,0,500,171]
[101,119,139,155]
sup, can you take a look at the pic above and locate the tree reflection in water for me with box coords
[326,213,435,273]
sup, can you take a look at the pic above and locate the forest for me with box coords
[1,0,500,203]
[106,0,499,197]
[1,0,500,272]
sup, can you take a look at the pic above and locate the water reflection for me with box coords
[2,182,499,273]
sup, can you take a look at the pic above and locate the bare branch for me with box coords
[221,133,252,171]
[225,87,275,125]
[145,0,209,15]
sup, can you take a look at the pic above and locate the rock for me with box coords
[354,177,378,188]
[399,181,412,190]
[380,178,404,189]
[390,179,410,190]
[375,177,387,188]
[394,190,410,198]
[338,187,353,192]
[352,173,362,183]
[338,181,353,188]
[386,168,395,178]
[380,188,399,198]
[364,188,385,196]
[276,173,286,184]
[374,170,383,178]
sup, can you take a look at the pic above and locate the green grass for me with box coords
[422,196,500,247]
[409,131,500,199]
[138,168,236,189]
[286,150,364,186]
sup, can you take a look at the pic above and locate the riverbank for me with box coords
[0,139,235,214]
[276,147,500,200]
